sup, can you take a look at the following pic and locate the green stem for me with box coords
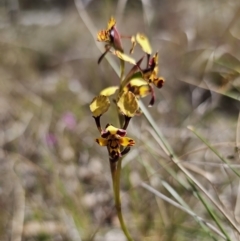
[110,159,134,241]
[120,58,125,82]
[116,55,134,240]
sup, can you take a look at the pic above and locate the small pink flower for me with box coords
[46,133,57,146]
[62,112,77,130]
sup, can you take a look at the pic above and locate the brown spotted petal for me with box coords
[96,138,108,146]
[152,77,165,89]
[90,95,110,117]
[105,124,126,137]
[119,137,135,146]
[126,79,150,97]
[126,79,155,107]
[148,65,165,89]
[117,91,139,117]
[94,123,135,162]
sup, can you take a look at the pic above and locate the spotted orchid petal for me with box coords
[119,137,135,147]
[152,77,165,88]
[105,124,126,136]
[96,138,108,146]
[117,91,139,117]
[90,95,110,117]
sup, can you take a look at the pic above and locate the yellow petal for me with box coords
[129,78,148,86]
[97,30,110,42]
[114,51,136,65]
[130,36,137,54]
[96,138,108,146]
[119,137,135,146]
[106,124,119,134]
[136,33,152,55]
[90,95,110,117]
[105,124,126,136]
[117,91,139,117]
[100,86,119,96]
[153,66,159,76]
[126,82,151,98]
[107,17,116,30]
[152,52,159,65]
[138,85,152,97]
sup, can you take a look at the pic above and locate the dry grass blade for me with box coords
[141,0,154,25]
[237,112,240,160]
[141,182,226,240]
[234,112,240,223]
[139,101,240,234]
[188,126,240,177]
[10,164,25,241]
[116,0,128,21]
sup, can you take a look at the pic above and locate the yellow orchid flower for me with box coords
[97,17,141,64]
[97,17,123,63]
[143,52,165,89]
[123,79,155,107]
[96,124,135,162]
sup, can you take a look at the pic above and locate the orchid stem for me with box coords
[110,159,134,241]
[115,51,134,241]
[120,58,125,82]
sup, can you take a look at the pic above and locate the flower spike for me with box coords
[92,15,166,241]
[141,52,166,90]
[124,79,155,107]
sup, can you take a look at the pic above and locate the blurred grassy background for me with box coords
[0,0,240,240]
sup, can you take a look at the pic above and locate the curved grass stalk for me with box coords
[141,182,226,241]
